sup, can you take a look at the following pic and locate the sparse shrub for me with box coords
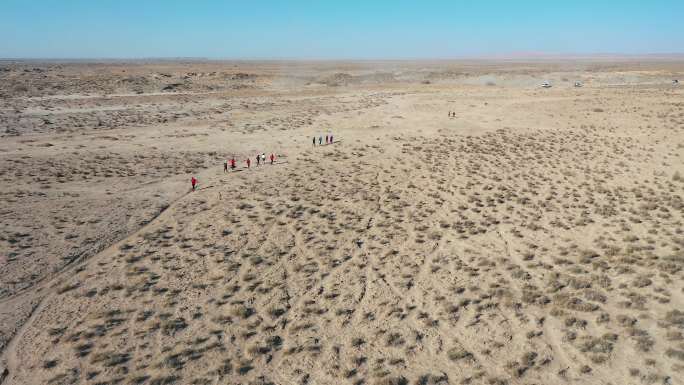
[91,351,131,367]
[161,317,187,335]
[237,363,254,375]
[58,282,80,294]
[233,305,255,319]
[150,375,179,385]
[75,342,94,357]
[447,346,473,361]
[666,348,684,361]
[43,359,58,369]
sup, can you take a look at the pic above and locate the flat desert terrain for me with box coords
[0,59,683,385]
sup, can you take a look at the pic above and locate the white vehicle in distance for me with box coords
[574,81,583,87]
[541,81,552,88]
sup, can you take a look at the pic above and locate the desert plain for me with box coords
[0,59,683,385]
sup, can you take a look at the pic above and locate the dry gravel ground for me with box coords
[0,60,683,385]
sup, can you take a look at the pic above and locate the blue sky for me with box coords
[1,0,682,59]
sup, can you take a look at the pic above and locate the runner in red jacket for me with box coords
[191,177,197,190]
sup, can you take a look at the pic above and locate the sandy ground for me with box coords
[0,60,683,385]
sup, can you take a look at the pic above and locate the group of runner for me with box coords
[313,134,334,146]
[224,153,276,172]
[192,153,277,190]
[193,133,337,190]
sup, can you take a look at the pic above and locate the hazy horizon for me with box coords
[2,53,684,62]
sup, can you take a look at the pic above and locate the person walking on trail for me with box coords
[246,158,251,168]
[330,134,334,144]
[261,153,266,165]
[230,157,236,170]
[223,159,228,173]
[270,153,275,164]
[325,135,329,144]
[256,154,261,166]
[319,136,323,145]
[191,176,197,191]
[313,136,316,147]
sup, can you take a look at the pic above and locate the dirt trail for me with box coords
[0,185,195,384]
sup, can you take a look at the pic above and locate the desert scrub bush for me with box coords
[632,275,652,287]
[625,328,655,352]
[577,334,617,354]
[232,305,256,319]
[43,359,58,369]
[75,342,94,357]
[161,317,188,335]
[662,310,684,328]
[91,351,131,367]
[447,344,474,362]
[57,282,80,294]
[584,289,607,303]
[666,348,684,361]
[553,294,599,312]
[149,375,179,385]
